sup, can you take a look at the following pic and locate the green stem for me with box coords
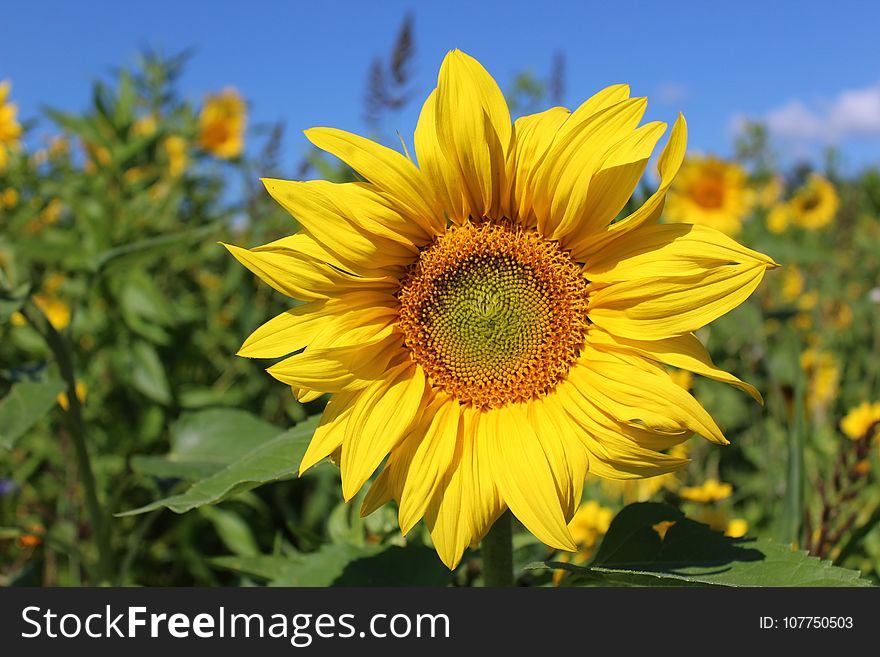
[23,304,114,584]
[482,511,514,587]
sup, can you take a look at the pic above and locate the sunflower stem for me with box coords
[482,511,514,586]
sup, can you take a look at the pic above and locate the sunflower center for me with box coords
[693,178,725,209]
[398,220,589,408]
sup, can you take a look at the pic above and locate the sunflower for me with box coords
[789,174,839,230]
[225,51,776,569]
[197,89,246,159]
[664,156,753,235]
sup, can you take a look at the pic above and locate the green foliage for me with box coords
[535,503,871,587]
[0,381,66,449]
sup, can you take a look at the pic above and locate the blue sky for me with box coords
[3,0,880,173]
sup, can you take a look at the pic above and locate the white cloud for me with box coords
[744,83,880,142]
[655,83,688,104]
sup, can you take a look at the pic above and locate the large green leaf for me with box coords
[529,503,871,587]
[212,543,452,587]
[119,415,321,516]
[0,381,67,449]
[131,408,282,480]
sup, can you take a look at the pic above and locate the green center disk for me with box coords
[422,254,553,380]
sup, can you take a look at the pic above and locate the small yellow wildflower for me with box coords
[680,478,733,503]
[724,517,748,538]
[39,198,64,225]
[0,80,22,146]
[840,401,880,441]
[57,381,88,411]
[163,135,188,177]
[696,508,748,537]
[781,266,805,303]
[198,89,246,159]
[32,294,70,330]
[131,114,158,137]
[1,187,18,209]
[800,347,840,414]
[766,204,790,234]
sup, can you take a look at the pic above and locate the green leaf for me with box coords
[131,408,282,480]
[118,415,321,516]
[0,381,67,449]
[200,506,260,557]
[94,222,223,273]
[212,543,452,586]
[529,503,872,587]
[128,341,171,405]
[0,283,30,323]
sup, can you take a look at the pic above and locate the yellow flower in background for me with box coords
[725,517,749,538]
[0,80,22,145]
[568,500,613,550]
[664,156,753,235]
[1,187,18,209]
[131,114,158,137]
[757,176,784,208]
[1,80,23,172]
[800,347,840,414]
[789,174,838,230]
[225,50,776,569]
[552,501,614,582]
[781,266,805,303]
[57,381,88,411]
[766,204,790,234]
[39,198,63,225]
[697,508,748,537]
[32,294,70,330]
[680,478,732,503]
[840,401,880,441]
[198,89,246,159]
[163,135,188,177]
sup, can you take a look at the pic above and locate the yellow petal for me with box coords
[425,406,504,569]
[527,395,590,521]
[414,88,466,222]
[589,328,762,403]
[398,396,461,534]
[568,354,727,444]
[587,264,769,341]
[509,106,570,228]
[266,327,402,393]
[560,121,666,241]
[340,363,427,501]
[237,292,397,359]
[434,50,512,220]
[304,127,442,235]
[569,113,688,261]
[485,405,577,551]
[222,241,398,301]
[262,179,418,272]
[534,97,648,239]
[585,222,778,282]
[299,390,359,474]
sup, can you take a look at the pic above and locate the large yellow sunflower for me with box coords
[664,156,752,235]
[225,51,776,569]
